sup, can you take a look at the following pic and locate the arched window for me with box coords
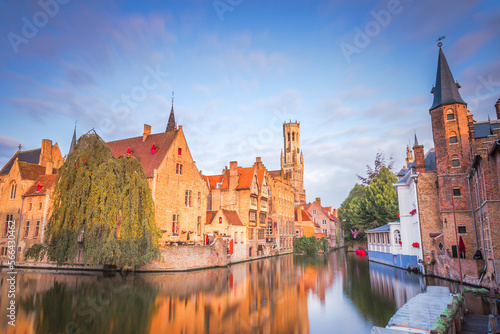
[288,133,290,141]
[452,155,460,168]
[446,109,455,120]
[10,182,16,199]
[449,131,458,144]
[394,230,401,245]
[292,132,295,141]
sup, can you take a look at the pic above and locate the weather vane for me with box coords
[171,91,174,105]
[437,36,446,48]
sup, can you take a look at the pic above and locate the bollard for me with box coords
[490,314,497,334]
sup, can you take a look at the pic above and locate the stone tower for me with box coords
[282,121,306,204]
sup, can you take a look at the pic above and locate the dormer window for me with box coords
[151,144,157,155]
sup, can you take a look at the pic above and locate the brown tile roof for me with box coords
[237,167,254,189]
[206,211,217,225]
[106,130,178,178]
[18,162,46,180]
[222,210,244,226]
[268,170,281,178]
[256,169,266,188]
[24,174,57,196]
[1,148,41,175]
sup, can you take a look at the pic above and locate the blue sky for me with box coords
[1,0,499,207]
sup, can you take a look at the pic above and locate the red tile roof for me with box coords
[206,211,217,225]
[18,162,46,180]
[106,130,178,178]
[222,210,244,226]
[256,169,266,188]
[237,167,254,189]
[24,174,57,196]
[206,174,224,189]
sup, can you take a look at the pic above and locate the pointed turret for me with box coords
[166,105,176,132]
[69,124,77,154]
[430,48,466,110]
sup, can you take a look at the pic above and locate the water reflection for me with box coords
[1,250,453,334]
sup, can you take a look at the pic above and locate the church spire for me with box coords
[166,92,176,132]
[69,121,77,154]
[430,47,465,110]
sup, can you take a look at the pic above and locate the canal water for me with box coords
[1,249,459,333]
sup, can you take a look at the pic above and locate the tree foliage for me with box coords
[340,152,399,240]
[293,236,329,254]
[357,150,395,186]
[25,133,160,268]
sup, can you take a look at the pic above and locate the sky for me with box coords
[1,0,499,208]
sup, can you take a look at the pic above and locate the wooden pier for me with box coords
[461,314,500,333]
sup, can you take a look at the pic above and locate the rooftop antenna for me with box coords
[437,36,446,48]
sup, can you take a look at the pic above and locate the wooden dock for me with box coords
[461,314,500,333]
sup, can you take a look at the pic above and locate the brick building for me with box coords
[203,158,270,259]
[107,108,209,245]
[303,197,340,248]
[400,46,500,287]
[0,139,63,260]
[295,205,325,239]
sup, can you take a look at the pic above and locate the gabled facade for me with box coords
[303,198,339,248]
[204,158,269,259]
[204,208,246,261]
[0,139,63,261]
[107,124,208,245]
[295,205,325,239]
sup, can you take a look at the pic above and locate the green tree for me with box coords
[338,184,365,240]
[25,133,160,268]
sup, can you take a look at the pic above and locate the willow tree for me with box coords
[26,133,160,268]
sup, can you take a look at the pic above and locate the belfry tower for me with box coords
[281,121,306,204]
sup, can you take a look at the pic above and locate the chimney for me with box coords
[297,205,303,224]
[143,124,151,142]
[39,139,52,166]
[45,161,53,175]
[229,161,238,189]
[496,98,500,120]
[315,197,321,206]
[254,157,263,169]
[413,145,426,173]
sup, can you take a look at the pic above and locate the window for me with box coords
[452,157,460,167]
[453,188,461,197]
[178,148,182,155]
[39,202,42,210]
[394,230,401,245]
[176,163,183,175]
[197,192,201,208]
[449,131,458,144]
[185,190,192,207]
[288,133,290,141]
[322,219,327,225]
[251,196,257,206]
[29,203,32,211]
[322,229,327,234]
[249,228,254,240]
[197,220,201,236]
[267,221,273,235]
[312,210,316,215]
[235,232,238,243]
[172,214,179,235]
[259,213,266,225]
[10,183,16,199]
[261,199,267,209]
[446,110,455,120]
[296,230,300,238]
[438,242,444,251]
[24,221,30,238]
[34,221,40,238]
[249,211,256,222]
[292,132,295,141]
[458,226,467,234]
[4,215,12,237]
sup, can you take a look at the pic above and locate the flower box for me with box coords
[412,242,419,248]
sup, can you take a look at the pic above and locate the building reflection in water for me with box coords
[1,250,453,334]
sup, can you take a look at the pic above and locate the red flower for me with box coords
[83,158,86,163]
[412,242,420,248]
[399,241,402,245]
